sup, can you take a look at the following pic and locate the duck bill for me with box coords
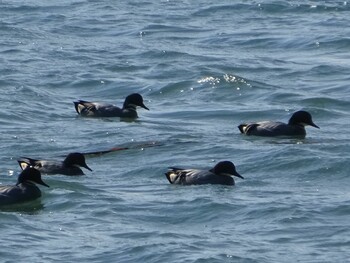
[222,172,244,179]
[37,179,50,188]
[234,172,244,179]
[310,122,320,129]
[140,103,149,110]
[83,164,93,172]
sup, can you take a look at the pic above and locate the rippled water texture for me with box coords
[1,1,350,262]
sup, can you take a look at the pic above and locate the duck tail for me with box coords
[73,101,83,114]
[238,124,247,134]
[17,157,36,171]
[165,172,173,184]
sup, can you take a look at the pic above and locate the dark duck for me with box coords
[18,152,92,176]
[165,161,244,186]
[73,93,149,118]
[238,110,319,137]
[0,167,49,206]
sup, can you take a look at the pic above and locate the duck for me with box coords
[17,152,92,176]
[165,161,244,186]
[0,167,49,206]
[238,110,319,137]
[73,93,149,118]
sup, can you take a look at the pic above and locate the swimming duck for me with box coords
[73,93,149,118]
[0,167,49,206]
[165,161,244,185]
[18,152,92,176]
[238,110,319,137]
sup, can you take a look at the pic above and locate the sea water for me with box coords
[1,1,350,262]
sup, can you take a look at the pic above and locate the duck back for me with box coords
[0,184,41,206]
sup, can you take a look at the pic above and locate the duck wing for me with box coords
[239,121,291,136]
[74,100,124,117]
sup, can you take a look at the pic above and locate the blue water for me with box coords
[1,1,350,262]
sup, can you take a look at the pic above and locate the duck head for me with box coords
[64,153,92,171]
[288,110,319,128]
[124,93,149,110]
[16,167,49,187]
[210,161,244,179]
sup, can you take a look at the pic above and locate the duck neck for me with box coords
[18,181,36,187]
[123,103,137,111]
[288,119,304,127]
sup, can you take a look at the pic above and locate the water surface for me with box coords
[1,1,350,262]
